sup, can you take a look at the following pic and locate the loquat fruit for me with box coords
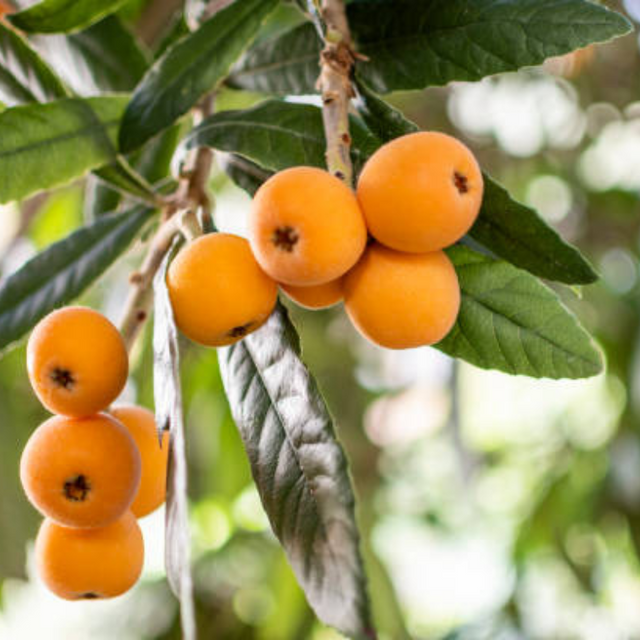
[167,232,278,346]
[27,306,128,418]
[344,243,460,349]
[35,511,144,600]
[110,405,169,518]
[21,413,141,528]
[281,277,344,310]
[249,167,367,286]
[357,132,484,253]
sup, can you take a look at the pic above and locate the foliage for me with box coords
[0,0,633,638]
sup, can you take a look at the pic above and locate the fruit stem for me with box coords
[318,0,356,186]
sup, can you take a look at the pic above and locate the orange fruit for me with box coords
[110,405,169,518]
[249,167,367,286]
[27,307,128,417]
[35,511,144,600]
[167,233,278,346]
[344,243,460,349]
[357,132,483,253]
[21,413,141,528]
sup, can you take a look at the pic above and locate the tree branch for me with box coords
[318,0,356,185]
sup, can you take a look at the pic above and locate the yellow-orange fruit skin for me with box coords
[27,306,128,418]
[357,132,484,253]
[35,512,144,600]
[344,244,460,349]
[281,278,343,310]
[20,414,141,529]
[249,167,367,286]
[167,233,278,347]
[111,405,169,518]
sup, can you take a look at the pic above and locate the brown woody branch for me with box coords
[318,0,356,185]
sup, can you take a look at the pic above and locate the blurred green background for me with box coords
[2,1,640,638]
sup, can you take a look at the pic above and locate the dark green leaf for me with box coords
[230,0,631,95]
[152,243,196,640]
[0,96,127,204]
[184,99,380,176]
[473,179,598,285]
[33,15,150,94]
[93,158,158,204]
[228,21,321,94]
[437,245,603,379]
[220,153,272,196]
[219,304,375,639]
[0,206,153,352]
[0,22,67,106]
[9,0,131,34]
[354,81,598,285]
[119,0,279,153]
[83,175,121,221]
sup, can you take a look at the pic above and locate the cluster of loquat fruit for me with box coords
[168,131,484,349]
[20,307,168,600]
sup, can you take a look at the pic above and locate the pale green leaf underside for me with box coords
[220,305,374,638]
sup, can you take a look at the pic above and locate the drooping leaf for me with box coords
[32,15,150,95]
[219,304,375,639]
[0,96,127,204]
[354,81,598,285]
[0,22,67,106]
[9,0,131,34]
[184,99,380,176]
[119,0,279,153]
[152,243,196,640]
[229,0,631,95]
[0,206,153,352]
[437,245,603,379]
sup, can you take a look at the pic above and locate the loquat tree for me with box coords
[0,0,633,638]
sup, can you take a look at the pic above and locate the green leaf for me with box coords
[230,0,631,95]
[119,0,279,153]
[437,245,603,379]
[184,99,381,176]
[0,96,127,204]
[473,179,598,285]
[219,304,375,639]
[228,21,321,95]
[33,15,150,94]
[0,206,153,352]
[0,22,67,106]
[220,153,272,196]
[152,243,196,640]
[354,81,598,285]
[93,158,158,204]
[9,0,131,34]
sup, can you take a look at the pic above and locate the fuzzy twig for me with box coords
[318,0,356,185]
